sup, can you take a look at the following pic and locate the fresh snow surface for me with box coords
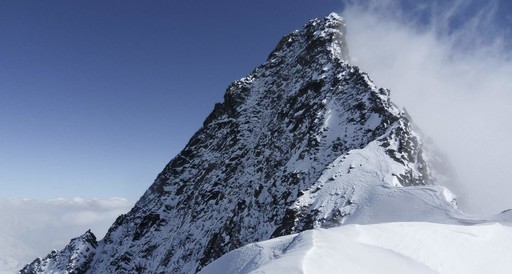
[288,138,463,228]
[200,222,512,274]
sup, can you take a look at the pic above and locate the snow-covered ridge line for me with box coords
[201,221,512,274]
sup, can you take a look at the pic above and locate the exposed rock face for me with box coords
[22,13,456,274]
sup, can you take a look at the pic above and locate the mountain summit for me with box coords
[22,13,459,273]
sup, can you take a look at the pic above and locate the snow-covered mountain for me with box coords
[22,13,464,273]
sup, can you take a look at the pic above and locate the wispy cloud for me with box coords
[0,197,133,273]
[342,0,512,214]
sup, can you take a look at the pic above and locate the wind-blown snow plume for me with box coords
[342,0,512,214]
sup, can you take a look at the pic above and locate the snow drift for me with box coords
[201,222,512,274]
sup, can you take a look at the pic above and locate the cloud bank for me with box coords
[342,0,512,214]
[0,197,133,273]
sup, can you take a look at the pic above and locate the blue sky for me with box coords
[0,1,344,199]
[1,0,511,208]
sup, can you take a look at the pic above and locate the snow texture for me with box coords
[22,13,464,274]
[201,221,512,274]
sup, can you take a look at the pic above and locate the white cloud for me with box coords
[342,0,512,214]
[0,197,133,273]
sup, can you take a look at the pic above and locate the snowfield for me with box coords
[201,221,512,274]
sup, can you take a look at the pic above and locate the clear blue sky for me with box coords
[0,0,346,199]
[1,0,510,200]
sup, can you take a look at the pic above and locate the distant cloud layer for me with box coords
[342,0,512,214]
[0,197,133,273]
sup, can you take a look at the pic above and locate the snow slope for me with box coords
[201,222,512,274]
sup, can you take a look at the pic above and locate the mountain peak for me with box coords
[326,12,343,21]
[267,13,349,64]
[22,13,457,274]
